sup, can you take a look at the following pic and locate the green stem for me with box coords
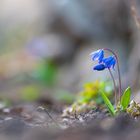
[108,68,117,106]
[103,48,122,102]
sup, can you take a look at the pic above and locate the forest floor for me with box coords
[0,102,139,140]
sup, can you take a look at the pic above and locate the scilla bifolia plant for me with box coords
[90,48,131,116]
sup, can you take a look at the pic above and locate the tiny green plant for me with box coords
[90,49,136,116]
[120,87,131,111]
[100,91,115,116]
[101,87,131,116]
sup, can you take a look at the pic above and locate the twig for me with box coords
[37,106,60,127]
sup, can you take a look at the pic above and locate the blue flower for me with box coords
[103,56,116,69]
[90,49,104,63]
[93,64,106,71]
[91,49,116,71]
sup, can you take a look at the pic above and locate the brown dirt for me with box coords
[0,104,139,140]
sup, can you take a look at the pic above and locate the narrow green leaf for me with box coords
[121,87,131,110]
[101,91,115,116]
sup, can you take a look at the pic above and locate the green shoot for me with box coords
[121,87,131,111]
[101,91,115,116]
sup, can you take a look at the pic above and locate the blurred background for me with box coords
[0,0,139,106]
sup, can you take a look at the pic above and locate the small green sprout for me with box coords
[101,91,115,116]
[101,87,131,116]
[120,87,131,111]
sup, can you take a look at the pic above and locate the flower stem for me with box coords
[108,68,117,106]
[103,48,122,102]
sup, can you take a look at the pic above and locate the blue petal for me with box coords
[93,64,106,71]
[103,56,116,69]
[90,49,104,62]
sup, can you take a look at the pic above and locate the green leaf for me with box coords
[121,87,131,110]
[101,91,115,116]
